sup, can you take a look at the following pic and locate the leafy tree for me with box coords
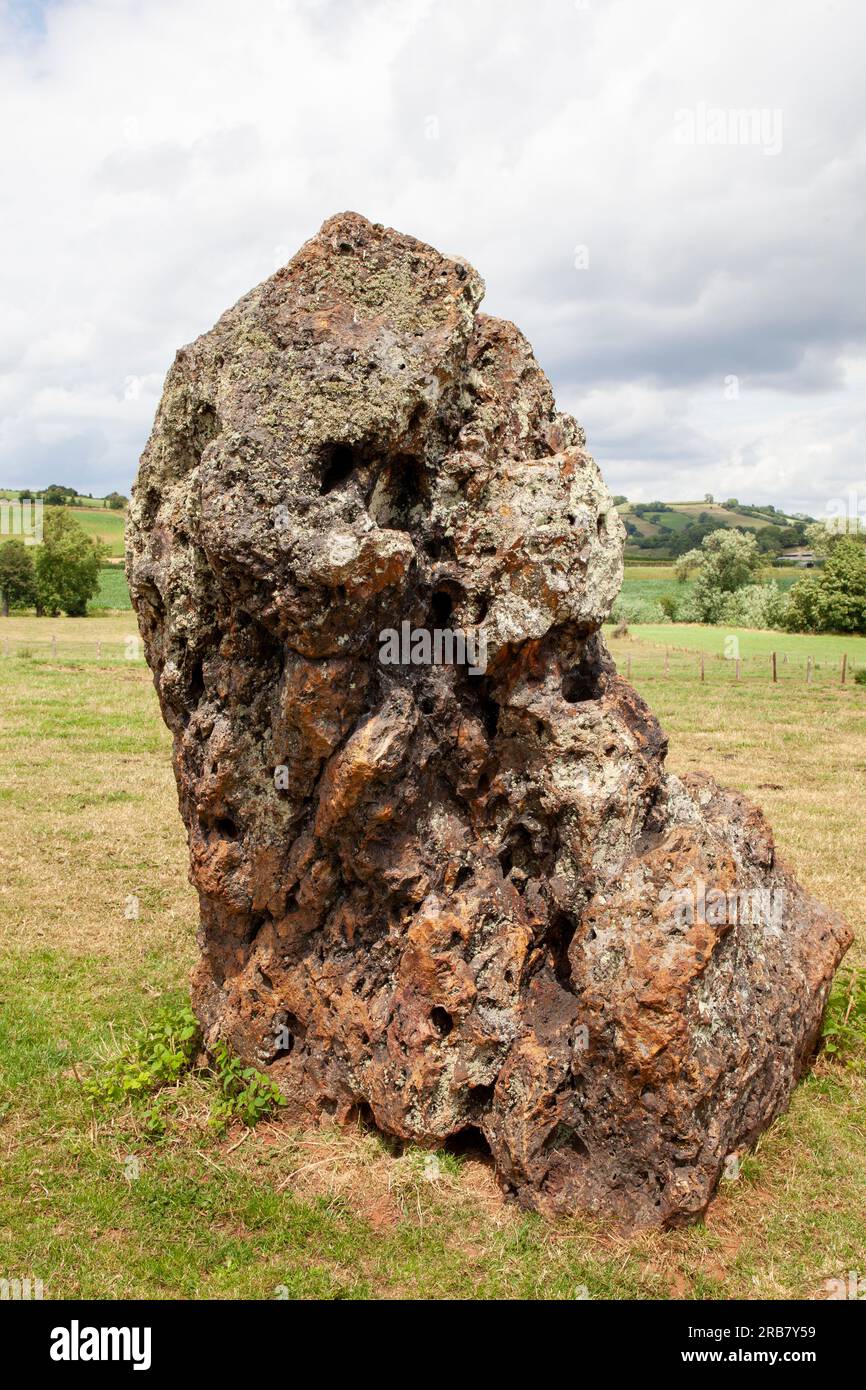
[804,519,866,559]
[105,491,128,510]
[785,537,866,633]
[675,529,764,622]
[42,484,73,506]
[34,510,105,616]
[0,539,37,615]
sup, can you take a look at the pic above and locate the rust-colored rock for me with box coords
[127,213,851,1228]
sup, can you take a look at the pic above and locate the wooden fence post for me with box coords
[771,651,777,683]
[806,657,813,685]
[841,653,847,685]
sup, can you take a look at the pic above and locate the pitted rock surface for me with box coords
[127,213,851,1228]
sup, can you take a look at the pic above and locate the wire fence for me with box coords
[0,634,145,664]
[615,645,863,688]
[1,634,863,689]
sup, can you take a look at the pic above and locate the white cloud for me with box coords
[1,0,864,511]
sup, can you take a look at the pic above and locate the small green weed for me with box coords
[84,999,200,1106]
[823,966,866,1068]
[209,1041,285,1130]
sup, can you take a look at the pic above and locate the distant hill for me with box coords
[616,499,812,561]
[0,487,127,558]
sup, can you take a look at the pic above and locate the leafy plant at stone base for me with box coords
[83,999,202,1108]
[784,536,866,634]
[855,668,866,687]
[209,1041,286,1130]
[0,538,37,615]
[84,998,285,1132]
[823,966,866,1070]
[34,508,105,617]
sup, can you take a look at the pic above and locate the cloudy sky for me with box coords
[1,0,864,514]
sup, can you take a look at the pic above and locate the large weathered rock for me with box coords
[127,213,851,1228]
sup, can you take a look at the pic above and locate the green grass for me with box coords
[619,623,866,666]
[91,565,132,610]
[0,614,863,1299]
[70,507,127,557]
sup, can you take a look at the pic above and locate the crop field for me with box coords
[68,507,127,557]
[619,565,801,611]
[92,565,133,610]
[0,615,863,1299]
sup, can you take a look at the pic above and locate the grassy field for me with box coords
[81,562,805,619]
[92,564,133,610]
[69,507,127,557]
[0,615,863,1300]
[619,565,801,612]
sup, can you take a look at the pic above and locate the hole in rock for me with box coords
[381,453,427,524]
[430,588,454,626]
[424,535,447,560]
[188,659,205,701]
[479,690,499,738]
[548,1125,589,1158]
[444,1125,493,1160]
[562,650,606,704]
[431,1006,453,1036]
[320,443,359,494]
[453,864,472,891]
[213,815,239,840]
[468,1082,495,1109]
[346,1099,377,1130]
[547,910,579,985]
[273,1009,305,1055]
[498,824,534,882]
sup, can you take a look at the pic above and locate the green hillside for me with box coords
[617,499,810,561]
[1,488,127,556]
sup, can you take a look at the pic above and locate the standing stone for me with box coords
[127,213,851,1228]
